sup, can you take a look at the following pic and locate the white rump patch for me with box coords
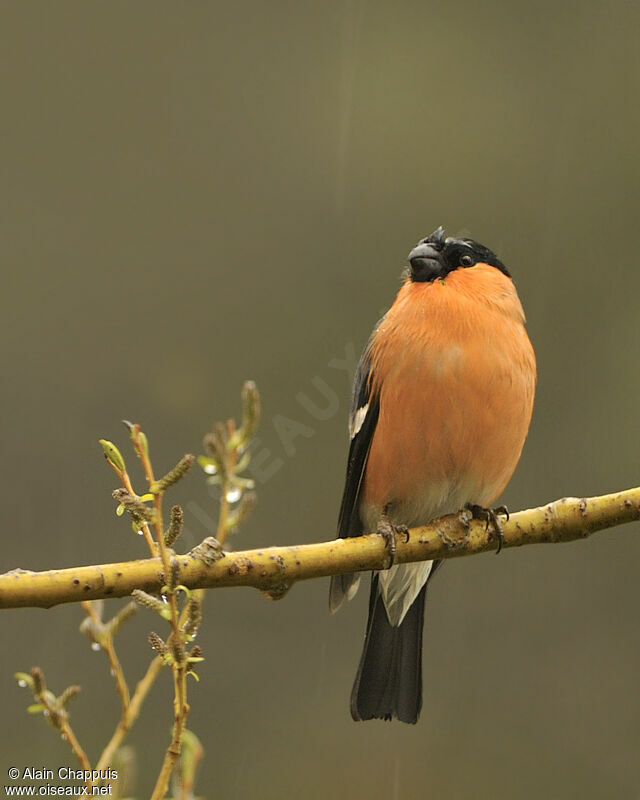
[378,561,435,626]
[349,404,369,438]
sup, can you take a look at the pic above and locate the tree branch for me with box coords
[2,487,639,611]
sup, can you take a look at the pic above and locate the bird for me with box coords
[329,226,536,723]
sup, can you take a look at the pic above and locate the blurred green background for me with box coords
[2,1,639,798]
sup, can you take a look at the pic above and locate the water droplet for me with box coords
[17,679,26,688]
[137,529,144,536]
[91,642,101,651]
[204,464,217,475]
[43,710,49,717]
[110,669,115,677]
[226,487,241,503]
[61,733,67,741]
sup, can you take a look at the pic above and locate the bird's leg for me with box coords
[462,503,509,554]
[377,506,409,568]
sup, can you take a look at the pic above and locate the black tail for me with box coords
[350,575,427,724]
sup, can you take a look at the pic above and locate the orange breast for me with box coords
[361,264,536,529]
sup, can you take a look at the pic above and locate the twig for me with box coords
[118,472,158,558]
[94,655,164,772]
[56,715,91,772]
[128,430,191,800]
[85,430,197,796]
[215,420,237,546]
[22,669,90,772]
[150,668,188,800]
[126,431,193,799]
[81,601,130,712]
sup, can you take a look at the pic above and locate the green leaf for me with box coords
[138,431,149,458]
[197,455,219,475]
[14,672,33,689]
[99,440,126,474]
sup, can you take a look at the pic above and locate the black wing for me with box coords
[329,338,381,612]
[337,352,380,540]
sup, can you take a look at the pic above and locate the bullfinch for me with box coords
[329,226,536,723]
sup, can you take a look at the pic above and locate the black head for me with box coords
[407,226,510,283]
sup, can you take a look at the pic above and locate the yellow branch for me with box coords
[2,487,639,611]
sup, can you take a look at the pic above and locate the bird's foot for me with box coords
[377,511,409,568]
[462,503,509,554]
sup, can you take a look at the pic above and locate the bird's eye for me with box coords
[460,254,476,267]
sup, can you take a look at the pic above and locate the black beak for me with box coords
[407,242,443,282]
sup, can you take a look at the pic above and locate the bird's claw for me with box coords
[376,514,409,568]
[463,503,509,554]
